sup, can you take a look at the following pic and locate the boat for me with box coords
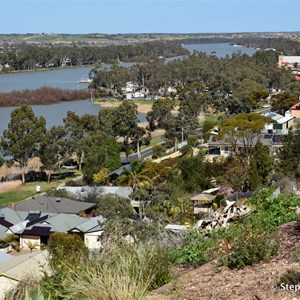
[78,78,92,83]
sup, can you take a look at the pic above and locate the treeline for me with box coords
[0,41,188,71]
[0,87,90,107]
[231,37,300,55]
[92,49,299,114]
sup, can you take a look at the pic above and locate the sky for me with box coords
[0,0,298,34]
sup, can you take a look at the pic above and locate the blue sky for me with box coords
[0,0,298,34]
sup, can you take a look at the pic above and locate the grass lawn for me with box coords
[140,136,163,150]
[0,171,82,206]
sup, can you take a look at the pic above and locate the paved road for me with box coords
[121,147,153,163]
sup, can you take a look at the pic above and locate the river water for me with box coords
[0,43,257,136]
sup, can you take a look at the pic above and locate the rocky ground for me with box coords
[147,222,300,300]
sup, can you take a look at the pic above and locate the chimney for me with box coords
[11,203,16,211]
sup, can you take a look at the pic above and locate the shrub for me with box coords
[48,232,88,271]
[226,233,278,269]
[279,269,300,286]
[170,230,217,265]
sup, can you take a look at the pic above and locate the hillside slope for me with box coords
[147,222,300,300]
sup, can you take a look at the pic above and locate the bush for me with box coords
[279,269,300,286]
[152,144,166,159]
[226,233,278,269]
[48,232,88,271]
[170,230,217,265]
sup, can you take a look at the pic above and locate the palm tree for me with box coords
[118,169,153,191]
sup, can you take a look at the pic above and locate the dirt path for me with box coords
[147,222,300,300]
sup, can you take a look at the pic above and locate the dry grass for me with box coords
[63,253,152,300]
[0,180,22,193]
[97,101,153,114]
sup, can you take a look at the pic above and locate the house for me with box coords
[9,213,106,251]
[15,195,97,215]
[278,55,300,68]
[206,134,275,161]
[262,111,295,134]
[0,207,53,239]
[290,101,300,118]
[69,215,105,250]
[0,251,49,299]
[191,188,219,214]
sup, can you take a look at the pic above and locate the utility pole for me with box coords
[137,140,141,159]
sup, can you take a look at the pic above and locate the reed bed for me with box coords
[0,87,90,107]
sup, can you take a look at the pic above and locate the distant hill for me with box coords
[0,32,299,48]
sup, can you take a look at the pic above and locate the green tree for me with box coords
[118,169,153,191]
[97,194,135,219]
[218,113,272,163]
[178,154,206,192]
[0,104,46,184]
[48,232,88,271]
[250,141,273,187]
[111,101,151,157]
[277,129,300,177]
[63,112,99,170]
[82,134,121,183]
[146,98,175,131]
[39,125,67,183]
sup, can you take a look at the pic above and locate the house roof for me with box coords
[15,196,96,214]
[262,112,284,121]
[0,207,28,224]
[44,214,87,233]
[108,164,132,177]
[59,186,133,200]
[0,250,49,280]
[191,193,215,202]
[23,226,52,236]
[70,215,105,233]
[277,115,294,124]
[290,101,300,110]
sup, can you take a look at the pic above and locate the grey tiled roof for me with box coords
[71,215,105,233]
[15,196,96,214]
[44,214,87,233]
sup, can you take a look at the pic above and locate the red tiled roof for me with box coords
[291,101,300,109]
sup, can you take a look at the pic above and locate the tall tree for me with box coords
[0,104,46,184]
[146,98,175,131]
[82,133,121,183]
[39,125,67,183]
[63,112,99,170]
[277,129,300,178]
[217,113,272,163]
[112,101,151,157]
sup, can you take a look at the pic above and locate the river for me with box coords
[0,43,257,136]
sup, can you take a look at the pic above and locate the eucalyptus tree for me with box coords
[217,113,272,163]
[82,133,121,183]
[0,104,46,184]
[112,101,151,157]
[39,125,68,183]
[63,112,100,170]
[146,98,175,131]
